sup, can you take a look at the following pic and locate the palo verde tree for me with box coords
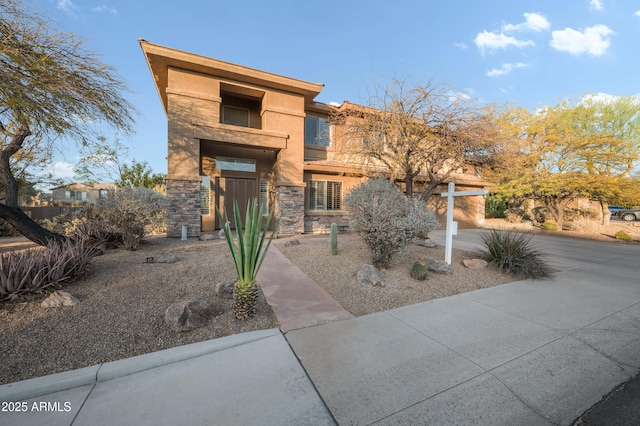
[489,96,640,228]
[571,94,640,224]
[0,0,134,245]
[331,78,498,199]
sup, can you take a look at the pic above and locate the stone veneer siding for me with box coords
[166,178,201,238]
[304,214,350,234]
[276,185,305,235]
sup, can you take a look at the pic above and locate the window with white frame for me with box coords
[200,176,211,216]
[76,191,87,202]
[309,180,342,211]
[304,115,331,147]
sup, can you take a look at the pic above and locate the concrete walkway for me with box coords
[1,230,639,425]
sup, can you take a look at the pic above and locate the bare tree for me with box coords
[0,0,135,245]
[331,78,497,199]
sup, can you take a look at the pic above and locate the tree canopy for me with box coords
[0,0,135,244]
[331,78,499,199]
[488,95,640,227]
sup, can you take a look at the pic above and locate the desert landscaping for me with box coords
[1,218,638,385]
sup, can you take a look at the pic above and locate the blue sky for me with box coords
[40,0,640,183]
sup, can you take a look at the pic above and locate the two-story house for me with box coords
[140,40,488,238]
[50,183,115,206]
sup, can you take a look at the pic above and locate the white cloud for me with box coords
[57,0,74,11]
[486,62,528,77]
[92,5,118,15]
[474,31,534,54]
[550,24,614,56]
[503,13,550,32]
[51,162,75,179]
[589,0,604,11]
[635,10,640,17]
[454,42,469,49]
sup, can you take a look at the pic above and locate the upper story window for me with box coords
[305,115,331,147]
[222,105,250,127]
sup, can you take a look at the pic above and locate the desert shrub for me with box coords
[543,221,559,231]
[504,208,526,224]
[615,230,633,242]
[410,261,428,280]
[97,187,168,250]
[67,218,122,246]
[485,196,507,219]
[0,239,101,299]
[344,178,439,268]
[569,218,603,233]
[474,230,552,279]
[0,218,19,237]
[531,206,552,225]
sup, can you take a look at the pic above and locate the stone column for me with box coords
[275,184,305,235]
[165,178,202,238]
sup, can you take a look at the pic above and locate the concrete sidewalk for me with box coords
[1,230,639,425]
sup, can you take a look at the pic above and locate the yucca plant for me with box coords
[474,229,552,279]
[216,198,277,319]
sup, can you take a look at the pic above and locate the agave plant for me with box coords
[216,198,277,319]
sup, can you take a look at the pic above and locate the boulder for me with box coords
[164,300,219,332]
[463,259,488,269]
[215,280,235,299]
[424,258,452,275]
[41,291,79,308]
[414,238,437,248]
[357,264,386,287]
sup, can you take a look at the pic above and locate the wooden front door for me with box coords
[215,177,256,230]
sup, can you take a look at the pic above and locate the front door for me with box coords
[215,177,256,229]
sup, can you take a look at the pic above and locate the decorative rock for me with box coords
[463,259,489,269]
[284,239,301,247]
[357,264,386,287]
[415,238,437,248]
[198,234,218,241]
[164,300,219,332]
[424,258,452,275]
[156,254,178,263]
[41,291,79,308]
[215,280,235,299]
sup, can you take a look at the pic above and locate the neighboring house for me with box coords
[140,40,489,238]
[50,183,116,206]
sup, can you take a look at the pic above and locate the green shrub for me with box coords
[97,187,168,250]
[485,195,506,219]
[344,179,439,268]
[615,230,633,242]
[410,261,428,280]
[505,208,525,224]
[474,230,552,279]
[543,221,559,231]
[0,239,101,299]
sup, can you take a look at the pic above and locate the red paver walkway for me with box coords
[257,244,353,332]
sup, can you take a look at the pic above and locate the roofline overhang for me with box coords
[139,39,325,115]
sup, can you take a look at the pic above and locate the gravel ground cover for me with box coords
[1,218,637,385]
